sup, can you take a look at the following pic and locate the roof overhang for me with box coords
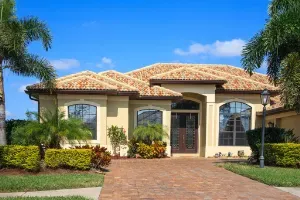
[150,79,227,86]
[25,89,139,96]
[215,89,280,94]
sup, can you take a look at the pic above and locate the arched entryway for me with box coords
[171,99,200,153]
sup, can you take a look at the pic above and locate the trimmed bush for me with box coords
[246,127,298,159]
[0,145,40,171]
[262,143,300,167]
[136,141,167,159]
[45,149,92,170]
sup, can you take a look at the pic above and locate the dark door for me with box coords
[171,113,198,153]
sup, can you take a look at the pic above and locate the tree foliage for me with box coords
[11,109,92,148]
[242,0,300,112]
[133,123,168,145]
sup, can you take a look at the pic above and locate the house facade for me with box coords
[26,63,292,157]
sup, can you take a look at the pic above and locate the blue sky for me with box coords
[5,0,269,119]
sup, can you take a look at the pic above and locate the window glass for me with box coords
[219,102,251,146]
[171,100,200,110]
[68,104,97,139]
[137,109,162,126]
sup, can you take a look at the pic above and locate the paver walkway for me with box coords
[0,187,101,200]
[100,158,298,200]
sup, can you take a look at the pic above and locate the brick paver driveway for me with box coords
[99,158,298,200]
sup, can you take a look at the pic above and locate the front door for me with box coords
[171,113,198,153]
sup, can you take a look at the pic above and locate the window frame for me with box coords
[218,101,252,146]
[68,104,97,140]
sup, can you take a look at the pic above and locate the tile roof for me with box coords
[126,63,279,92]
[101,70,182,97]
[27,71,137,92]
[27,63,280,102]
[150,67,226,82]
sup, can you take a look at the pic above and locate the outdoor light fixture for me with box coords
[259,89,270,168]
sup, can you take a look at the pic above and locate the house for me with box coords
[25,63,298,157]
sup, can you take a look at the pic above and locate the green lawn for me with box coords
[221,162,300,187]
[0,197,91,200]
[0,173,104,192]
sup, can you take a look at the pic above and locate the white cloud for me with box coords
[18,84,30,92]
[5,110,13,117]
[50,59,80,70]
[174,39,246,57]
[96,57,114,68]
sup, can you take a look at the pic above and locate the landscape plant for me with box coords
[11,109,92,148]
[107,125,127,155]
[0,0,56,145]
[5,119,26,144]
[132,123,168,145]
[242,0,300,112]
[246,127,298,160]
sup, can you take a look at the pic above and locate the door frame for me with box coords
[171,111,200,153]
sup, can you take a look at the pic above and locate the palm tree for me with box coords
[133,123,169,145]
[0,0,56,144]
[242,0,300,113]
[11,109,92,148]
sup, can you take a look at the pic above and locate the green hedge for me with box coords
[263,143,300,167]
[0,145,40,171]
[45,149,92,170]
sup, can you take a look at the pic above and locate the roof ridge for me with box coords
[194,66,277,89]
[223,65,268,77]
[97,73,138,91]
[58,74,118,90]
[102,70,150,85]
[56,70,96,81]
[150,66,225,80]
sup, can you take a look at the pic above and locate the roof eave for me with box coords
[150,79,227,86]
[215,89,280,94]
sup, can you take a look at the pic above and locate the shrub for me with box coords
[246,127,298,159]
[74,145,111,169]
[137,143,155,159]
[91,146,111,169]
[133,123,168,145]
[127,138,139,158]
[0,145,40,171]
[107,125,127,155]
[152,141,167,158]
[136,141,167,159]
[45,149,92,170]
[262,143,300,167]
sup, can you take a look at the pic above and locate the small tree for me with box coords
[11,109,92,148]
[133,123,168,145]
[107,125,127,155]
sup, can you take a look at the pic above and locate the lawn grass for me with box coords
[221,162,300,187]
[0,196,91,200]
[0,173,104,192]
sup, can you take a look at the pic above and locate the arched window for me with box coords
[137,109,162,126]
[171,99,200,110]
[68,104,97,139]
[219,102,251,146]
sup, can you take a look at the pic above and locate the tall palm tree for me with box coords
[242,0,300,113]
[0,0,56,145]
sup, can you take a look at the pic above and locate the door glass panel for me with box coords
[185,115,196,149]
[171,114,180,150]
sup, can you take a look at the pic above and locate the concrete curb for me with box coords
[276,187,300,198]
[0,187,102,200]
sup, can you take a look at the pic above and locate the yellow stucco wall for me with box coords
[266,111,300,138]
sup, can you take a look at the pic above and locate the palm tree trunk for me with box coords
[0,58,6,145]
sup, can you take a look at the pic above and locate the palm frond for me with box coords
[20,17,52,50]
[0,0,15,22]
[6,53,56,88]
[241,31,266,74]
